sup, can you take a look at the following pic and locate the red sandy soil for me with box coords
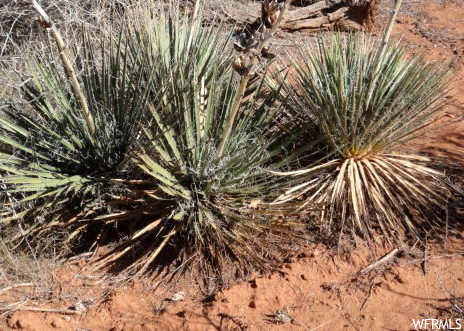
[1,1,463,330]
[3,239,464,331]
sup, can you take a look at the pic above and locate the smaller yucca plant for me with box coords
[0,31,152,239]
[274,33,454,241]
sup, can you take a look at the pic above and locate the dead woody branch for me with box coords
[244,0,379,33]
[30,0,96,138]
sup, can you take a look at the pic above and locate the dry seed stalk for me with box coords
[30,0,96,137]
[371,0,403,78]
[218,0,290,157]
[365,0,403,131]
[378,0,403,60]
[191,0,208,140]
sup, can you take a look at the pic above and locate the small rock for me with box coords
[311,249,320,257]
[275,311,293,324]
[169,291,186,302]
[249,279,258,288]
[72,302,88,314]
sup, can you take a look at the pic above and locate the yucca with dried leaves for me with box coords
[274,34,454,242]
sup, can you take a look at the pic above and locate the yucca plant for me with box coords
[274,33,454,242]
[92,10,304,280]
[0,31,153,239]
[1,4,303,282]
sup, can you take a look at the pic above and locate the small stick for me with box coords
[360,282,375,311]
[359,248,400,275]
[30,0,96,137]
[421,233,429,275]
[0,282,34,294]
[0,306,79,315]
[0,299,30,318]
[308,314,341,331]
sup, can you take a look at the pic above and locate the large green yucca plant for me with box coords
[274,33,453,241]
[98,73,301,279]
[92,11,303,280]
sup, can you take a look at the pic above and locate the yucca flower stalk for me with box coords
[274,33,454,242]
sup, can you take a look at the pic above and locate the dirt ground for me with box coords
[1,0,463,330]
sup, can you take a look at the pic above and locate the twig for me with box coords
[421,234,429,275]
[359,248,400,275]
[0,282,34,294]
[433,269,464,316]
[0,305,79,315]
[65,251,94,263]
[0,11,25,57]
[0,299,30,318]
[308,313,341,331]
[404,252,464,265]
[360,282,375,311]
[30,0,96,137]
